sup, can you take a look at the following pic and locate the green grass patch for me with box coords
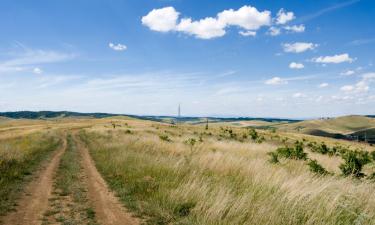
[0,131,61,216]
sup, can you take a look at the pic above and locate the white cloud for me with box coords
[340,70,355,76]
[0,48,75,74]
[289,62,304,69]
[340,72,375,94]
[282,42,317,53]
[141,7,180,32]
[265,77,288,85]
[276,9,295,24]
[176,17,226,39]
[109,43,127,51]
[362,72,375,80]
[313,53,354,64]
[217,6,271,30]
[341,83,368,93]
[284,24,305,33]
[340,85,354,92]
[33,67,43,74]
[318,83,329,88]
[142,5,271,39]
[268,27,281,36]
[293,92,305,98]
[239,30,256,37]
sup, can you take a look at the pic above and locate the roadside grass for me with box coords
[43,134,97,225]
[80,125,375,225]
[0,131,61,216]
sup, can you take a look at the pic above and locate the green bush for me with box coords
[267,152,279,164]
[371,151,375,161]
[339,150,371,178]
[159,135,171,142]
[248,128,259,141]
[275,141,307,161]
[307,159,328,175]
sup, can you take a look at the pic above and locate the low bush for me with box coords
[339,150,371,178]
[275,141,307,161]
[307,159,328,175]
[159,135,171,142]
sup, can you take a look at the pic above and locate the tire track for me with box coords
[2,136,67,225]
[74,134,140,225]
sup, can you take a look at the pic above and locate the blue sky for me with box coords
[0,0,374,118]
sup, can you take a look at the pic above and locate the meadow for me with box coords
[80,118,375,225]
[1,117,375,225]
[0,130,61,216]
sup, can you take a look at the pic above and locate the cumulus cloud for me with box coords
[109,43,127,51]
[268,27,281,36]
[289,62,304,69]
[340,70,355,76]
[265,77,288,85]
[33,67,43,74]
[176,17,226,39]
[284,24,305,33]
[142,6,271,39]
[239,30,256,37]
[282,42,317,53]
[340,73,374,94]
[313,53,354,64]
[141,7,180,32]
[318,83,329,88]
[217,6,271,30]
[276,9,295,24]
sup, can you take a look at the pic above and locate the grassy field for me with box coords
[273,115,375,135]
[0,130,61,216]
[79,118,375,225]
[1,117,375,224]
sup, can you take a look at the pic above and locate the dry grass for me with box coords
[80,118,375,225]
[0,129,62,216]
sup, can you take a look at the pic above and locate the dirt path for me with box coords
[2,137,67,225]
[74,134,140,225]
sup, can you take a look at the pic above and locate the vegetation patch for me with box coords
[0,132,60,216]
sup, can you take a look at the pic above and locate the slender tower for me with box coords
[178,103,181,118]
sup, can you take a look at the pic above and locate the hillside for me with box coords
[272,115,375,142]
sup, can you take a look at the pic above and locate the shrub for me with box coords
[159,135,171,142]
[371,151,375,161]
[248,128,259,141]
[339,150,371,178]
[275,141,307,161]
[268,152,279,164]
[307,159,328,175]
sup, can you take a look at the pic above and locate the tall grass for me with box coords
[81,124,375,225]
[0,131,61,216]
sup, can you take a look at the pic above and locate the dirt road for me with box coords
[2,132,139,225]
[1,137,67,225]
[75,134,140,225]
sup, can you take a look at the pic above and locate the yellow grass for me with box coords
[80,118,375,224]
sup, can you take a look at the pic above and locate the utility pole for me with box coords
[176,103,181,124]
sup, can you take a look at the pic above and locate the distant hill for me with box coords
[0,111,300,125]
[272,115,375,143]
[0,111,118,119]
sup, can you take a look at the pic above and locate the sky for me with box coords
[0,0,374,118]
